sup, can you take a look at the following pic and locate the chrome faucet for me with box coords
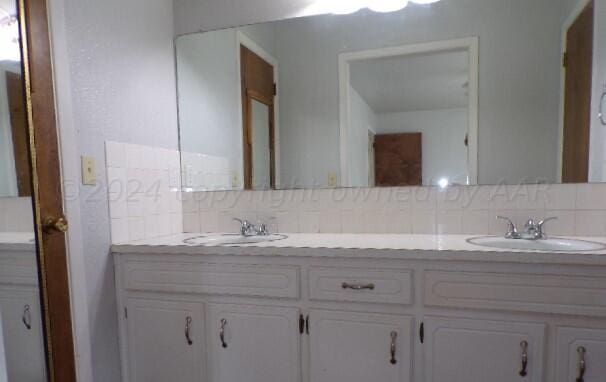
[524,217,557,240]
[497,216,558,240]
[233,218,256,236]
[233,218,271,236]
[496,216,521,239]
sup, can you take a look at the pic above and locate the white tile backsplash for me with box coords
[105,142,606,240]
[184,184,606,237]
[105,141,183,243]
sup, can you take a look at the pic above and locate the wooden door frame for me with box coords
[236,31,280,189]
[557,0,595,183]
[243,89,276,190]
[338,37,479,187]
[19,0,77,380]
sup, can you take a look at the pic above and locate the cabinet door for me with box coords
[207,304,300,382]
[125,298,205,382]
[424,317,545,382]
[0,289,47,382]
[556,327,606,382]
[309,310,412,382]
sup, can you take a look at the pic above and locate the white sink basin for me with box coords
[183,234,288,246]
[467,236,606,252]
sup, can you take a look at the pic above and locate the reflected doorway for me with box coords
[240,45,276,190]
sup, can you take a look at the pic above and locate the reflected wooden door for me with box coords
[240,45,276,190]
[562,0,594,183]
[374,133,422,187]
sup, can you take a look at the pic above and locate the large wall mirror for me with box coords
[0,0,47,380]
[0,0,28,199]
[176,0,603,191]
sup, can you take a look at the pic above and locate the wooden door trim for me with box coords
[237,34,280,188]
[557,0,595,182]
[240,45,276,190]
[561,0,594,183]
[19,0,77,380]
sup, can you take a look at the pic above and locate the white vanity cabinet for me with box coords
[556,328,606,382]
[206,304,300,382]
[123,297,205,382]
[0,289,46,382]
[113,247,606,382]
[309,310,412,382]
[423,317,545,382]
[0,248,46,382]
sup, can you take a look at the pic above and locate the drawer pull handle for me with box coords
[22,305,31,330]
[220,318,228,348]
[390,331,398,365]
[342,282,375,291]
[185,316,193,345]
[577,346,586,382]
[519,340,528,377]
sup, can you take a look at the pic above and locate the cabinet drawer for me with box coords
[425,271,606,317]
[122,260,299,298]
[309,267,413,305]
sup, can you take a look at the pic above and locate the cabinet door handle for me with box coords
[342,282,375,291]
[185,316,193,345]
[22,305,31,330]
[220,318,228,348]
[576,346,586,382]
[390,331,398,365]
[519,340,528,377]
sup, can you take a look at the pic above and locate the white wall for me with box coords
[177,30,242,187]
[48,0,179,380]
[173,0,319,36]
[0,197,33,232]
[0,68,18,197]
[348,87,376,187]
[376,108,468,186]
[177,24,277,190]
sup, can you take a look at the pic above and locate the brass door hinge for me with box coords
[562,52,568,68]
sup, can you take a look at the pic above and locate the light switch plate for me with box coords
[81,156,97,185]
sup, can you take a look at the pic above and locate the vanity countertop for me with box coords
[112,233,606,266]
[0,232,35,251]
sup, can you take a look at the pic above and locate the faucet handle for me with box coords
[536,217,558,238]
[496,216,520,239]
[233,218,252,235]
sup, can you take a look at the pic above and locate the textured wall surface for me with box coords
[52,0,179,379]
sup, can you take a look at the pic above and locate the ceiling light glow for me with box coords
[368,0,409,13]
[318,0,442,15]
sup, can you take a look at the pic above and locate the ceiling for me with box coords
[350,49,469,114]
